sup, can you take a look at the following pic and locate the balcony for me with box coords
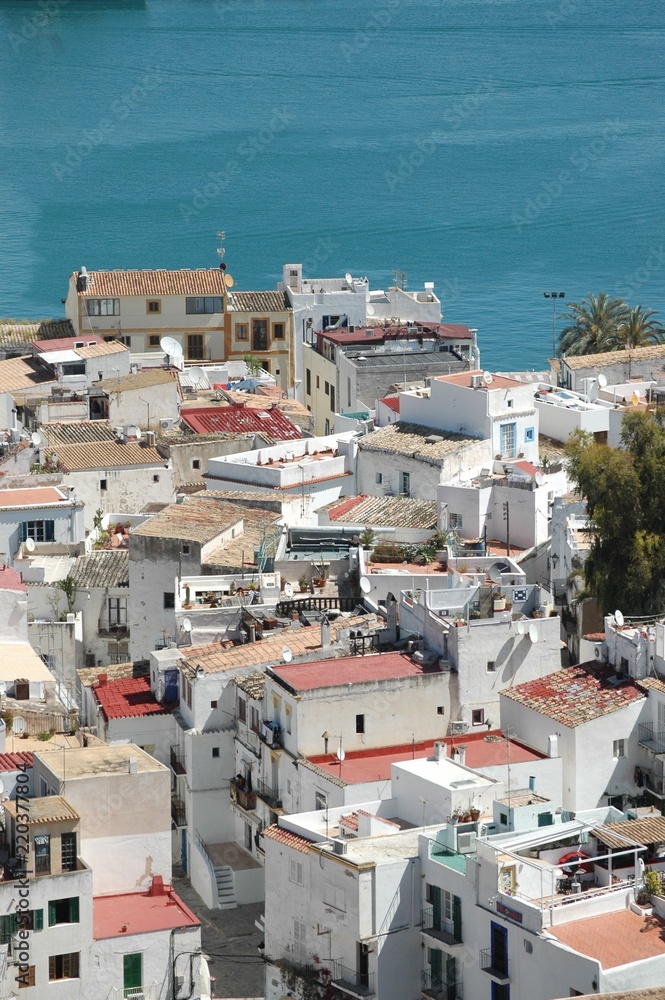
[236,724,262,757]
[255,779,282,810]
[639,723,665,754]
[170,746,186,775]
[479,949,509,983]
[171,796,186,828]
[230,779,257,812]
[97,621,129,639]
[328,960,375,998]
[422,969,462,1000]
[258,721,283,748]
[420,906,463,946]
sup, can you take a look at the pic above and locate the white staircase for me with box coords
[214,863,237,909]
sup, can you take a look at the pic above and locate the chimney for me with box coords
[247,623,256,644]
[76,267,88,293]
[547,734,559,758]
[528,775,536,792]
[457,744,467,766]
[321,618,331,648]
[149,875,165,896]
[433,741,446,762]
[97,673,108,687]
[128,756,138,774]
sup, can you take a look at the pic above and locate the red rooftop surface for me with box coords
[180,403,302,440]
[93,884,200,939]
[549,908,665,969]
[0,487,67,509]
[501,662,645,728]
[32,335,104,352]
[512,460,539,477]
[262,824,311,854]
[306,732,543,784]
[0,567,28,593]
[379,395,400,413]
[272,651,431,692]
[436,370,525,390]
[317,323,472,346]
[0,752,33,772]
[93,675,175,721]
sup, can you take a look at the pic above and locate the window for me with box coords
[449,512,463,529]
[163,592,175,609]
[105,334,130,346]
[500,422,517,459]
[315,375,320,389]
[500,812,508,825]
[330,386,335,411]
[487,660,496,673]
[123,953,142,997]
[210,700,218,709]
[252,319,268,351]
[315,790,327,811]
[293,919,306,963]
[306,369,311,395]
[273,322,285,340]
[61,832,76,872]
[472,709,485,726]
[182,675,192,708]
[285,704,292,734]
[182,543,190,555]
[400,471,410,495]
[100,478,108,492]
[524,427,535,443]
[236,323,248,341]
[153,474,160,483]
[375,472,383,484]
[323,882,346,911]
[347,376,352,408]
[238,697,247,722]
[148,334,160,348]
[356,713,365,734]
[147,300,161,313]
[437,706,444,715]
[245,822,252,851]
[86,298,120,316]
[34,834,50,874]
[48,897,79,926]
[492,985,510,1000]
[192,459,200,470]
[613,739,626,759]
[507,398,514,408]
[324,381,329,395]
[49,952,79,981]
[17,966,35,988]
[212,747,220,758]
[250,705,260,733]
[19,520,55,543]
[290,859,304,885]
[185,297,223,314]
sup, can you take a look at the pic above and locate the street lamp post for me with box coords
[544,291,565,358]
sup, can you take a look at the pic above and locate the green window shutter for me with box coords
[0,914,15,944]
[123,952,142,991]
[48,901,56,926]
[33,909,44,931]
[69,897,79,923]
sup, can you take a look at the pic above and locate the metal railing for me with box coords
[639,723,665,754]
[420,905,462,945]
[170,746,186,775]
[255,779,281,809]
[479,948,509,981]
[258,722,283,749]
[421,969,462,999]
[328,960,375,997]
[98,621,129,638]
[230,781,257,812]
[171,796,186,827]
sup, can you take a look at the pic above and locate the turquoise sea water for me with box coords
[0,0,663,369]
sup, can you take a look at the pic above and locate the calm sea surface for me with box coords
[0,0,663,369]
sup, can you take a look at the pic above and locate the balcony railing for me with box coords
[422,969,462,1000]
[420,906,462,945]
[639,723,665,754]
[255,779,281,809]
[644,770,665,795]
[98,622,129,639]
[258,721,282,748]
[230,780,257,812]
[170,746,186,775]
[479,949,509,982]
[328,960,375,998]
[236,724,262,756]
[171,796,186,827]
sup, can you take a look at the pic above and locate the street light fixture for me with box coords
[544,291,565,359]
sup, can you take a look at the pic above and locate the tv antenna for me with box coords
[216,231,226,261]
[393,268,407,290]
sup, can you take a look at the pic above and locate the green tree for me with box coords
[57,575,78,616]
[565,411,665,614]
[558,292,628,356]
[603,305,665,351]
[243,353,263,376]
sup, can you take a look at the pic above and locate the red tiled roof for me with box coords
[436,370,525,390]
[325,494,437,529]
[0,487,67,510]
[549,908,665,969]
[74,268,228,297]
[0,751,33,772]
[93,675,175,721]
[379,395,400,412]
[93,885,199,939]
[262,824,311,854]
[500,662,645,728]
[0,568,28,593]
[181,404,301,440]
[32,335,104,352]
[339,813,359,831]
[272,651,430,693]
[513,460,538,477]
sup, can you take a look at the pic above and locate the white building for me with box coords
[535,383,609,444]
[557,344,665,392]
[0,485,84,566]
[34,337,130,389]
[88,367,182,426]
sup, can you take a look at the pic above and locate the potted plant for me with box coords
[298,574,308,593]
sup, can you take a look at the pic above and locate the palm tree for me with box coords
[557,293,628,356]
[602,305,665,351]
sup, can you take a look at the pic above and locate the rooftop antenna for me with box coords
[393,268,407,290]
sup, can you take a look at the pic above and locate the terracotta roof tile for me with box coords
[0,355,55,393]
[0,320,74,349]
[262,824,311,853]
[500,662,645,728]
[132,498,243,543]
[93,675,175,720]
[74,341,128,358]
[74,269,228,297]
[99,368,180,393]
[379,395,400,412]
[181,403,301,440]
[436,370,525,389]
[0,487,67,510]
[235,672,266,700]
[229,290,290,313]
[68,551,129,589]
[0,751,33,772]
[4,795,78,824]
[358,422,477,462]
[54,440,166,472]
[562,345,665,370]
[40,421,116,446]
[324,494,437,530]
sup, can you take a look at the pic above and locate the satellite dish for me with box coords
[528,623,539,644]
[335,747,346,762]
[224,273,235,288]
[516,621,526,635]
[134,427,142,440]
[182,618,192,634]
[534,470,545,486]
[284,582,294,598]
[588,383,599,402]
[160,336,183,358]
[12,717,26,735]
[24,538,36,553]
[30,432,42,447]
[366,304,375,316]
[189,366,205,384]
[597,373,608,388]
[282,645,293,663]
[615,610,625,628]
[359,577,371,594]
[488,563,503,584]
[483,371,493,385]
[0,779,5,796]
[155,676,165,703]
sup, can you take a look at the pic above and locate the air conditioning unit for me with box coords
[470,374,483,388]
[594,645,609,662]
[159,418,175,431]
[450,721,468,735]
[332,839,347,856]
[457,831,476,854]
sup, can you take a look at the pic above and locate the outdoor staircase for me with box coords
[214,863,237,909]
[478,585,494,619]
